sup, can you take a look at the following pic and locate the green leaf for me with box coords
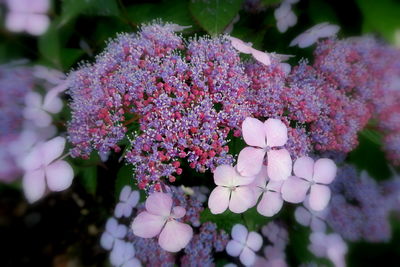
[38,21,62,68]
[80,166,98,195]
[243,207,271,231]
[356,0,400,43]
[189,0,244,35]
[308,0,338,24]
[200,208,242,232]
[261,0,282,5]
[60,48,85,69]
[115,164,135,198]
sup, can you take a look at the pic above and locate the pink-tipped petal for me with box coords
[257,191,283,217]
[281,176,310,203]
[309,184,331,211]
[313,158,337,184]
[264,119,288,147]
[23,168,46,203]
[231,224,248,243]
[171,206,186,219]
[246,231,263,251]
[208,186,230,214]
[293,156,314,181]
[45,160,74,192]
[251,49,271,66]
[158,220,193,252]
[214,165,236,186]
[294,206,311,226]
[145,192,172,217]
[229,186,254,213]
[267,149,292,181]
[242,117,267,147]
[237,147,265,177]
[240,247,257,266]
[131,211,165,238]
[226,240,244,257]
[42,136,66,165]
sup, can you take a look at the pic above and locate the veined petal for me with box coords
[45,160,74,192]
[281,176,310,203]
[313,158,337,184]
[23,168,46,203]
[131,211,165,238]
[237,147,265,177]
[158,220,193,252]
[257,191,283,217]
[145,192,172,217]
[229,186,254,213]
[309,184,331,211]
[242,117,267,147]
[264,119,288,147]
[267,149,292,181]
[208,186,230,214]
[214,164,236,186]
[293,156,314,181]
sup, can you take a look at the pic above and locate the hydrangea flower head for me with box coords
[131,192,193,252]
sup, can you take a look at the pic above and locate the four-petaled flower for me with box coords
[114,186,140,218]
[100,217,128,251]
[131,192,193,252]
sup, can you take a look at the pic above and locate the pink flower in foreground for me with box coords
[21,136,74,203]
[131,192,193,252]
[226,224,263,266]
[281,156,337,211]
[250,166,284,217]
[237,117,292,181]
[208,165,255,214]
[308,232,348,267]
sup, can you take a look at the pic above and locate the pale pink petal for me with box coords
[7,0,30,12]
[242,117,267,147]
[120,186,132,202]
[145,192,172,217]
[249,166,268,206]
[228,36,253,54]
[30,0,50,13]
[171,206,186,219]
[264,119,288,147]
[267,149,292,181]
[45,160,74,192]
[231,224,248,243]
[246,231,263,251]
[285,11,297,28]
[274,3,291,20]
[25,14,49,36]
[281,176,310,203]
[298,34,318,48]
[5,13,26,33]
[316,24,340,38]
[293,156,314,181]
[226,240,244,257]
[294,206,311,226]
[214,165,236,186]
[42,93,63,114]
[257,191,283,217]
[208,186,230,214]
[277,20,289,33]
[23,168,46,203]
[251,49,271,66]
[313,158,337,184]
[310,217,327,233]
[309,184,331,211]
[131,211,165,238]
[240,247,256,266]
[42,136,66,165]
[229,186,254,213]
[266,180,283,192]
[237,147,265,177]
[158,220,193,252]
[21,145,43,171]
[231,167,256,186]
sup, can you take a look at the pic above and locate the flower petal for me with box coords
[309,184,331,211]
[228,36,253,54]
[251,49,271,66]
[22,168,46,203]
[45,160,74,192]
[226,240,244,257]
[120,186,132,202]
[237,147,266,177]
[246,231,263,251]
[208,186,230,214]
[310,217,327,233]
[229,186,254,213]
[231,224,248,243]
[281,176,310,203]
[145,192,172,217]
[214,164,236,186]
[42,136,66,165]
[158,220,193,252]
[171,206,186,219]
[294,206,311,226]
[242,117,267,147]
[114,203,125,218]
[293,156,314,181]
[100,232,114,250]
[131,211,165,238]
[257,191,283,217]
[127,190,140,207]
[267,149,292,181]
[240,247,256,266]
[264,119,288,147]
[313,158,337,184]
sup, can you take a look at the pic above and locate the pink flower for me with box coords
[250,166,284,217]
[226,224,263,266]
[308,232,347,267]
[21,136,74,203]
[237,117,292,181]
[131,192,193,252]
[281,156,337,211]
[228,36,271,66]
[208,165,255,214]
[290,22,340,48]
